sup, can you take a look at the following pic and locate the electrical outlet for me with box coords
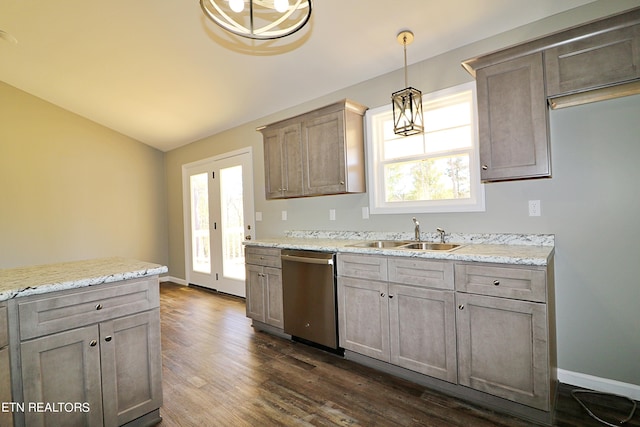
[255,211,262,221]
[529,200,541,217]
[281,210,287,221]
[329,209,336,221]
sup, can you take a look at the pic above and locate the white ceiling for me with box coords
[0,0,598,152]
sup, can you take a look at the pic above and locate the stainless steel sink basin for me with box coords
[399,242,461,251]
[347,240,412,248]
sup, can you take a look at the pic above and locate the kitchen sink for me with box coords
[347,240,461,251]
[347,240,413,248]
[399,242,461,251]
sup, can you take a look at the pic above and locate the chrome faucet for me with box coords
[436,228,446,243]
[412,217,420,241]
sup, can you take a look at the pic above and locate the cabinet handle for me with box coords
[482,165,488,170]
[493,280,500,286]
[95,303,103,310]
[104,336,112,342]
[458,304,465,310]
[89,340,97,347]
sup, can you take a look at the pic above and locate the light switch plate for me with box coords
[255,211,262,221]
[529,200,541,217]
[281,210,287,221]
[329,209,336,221]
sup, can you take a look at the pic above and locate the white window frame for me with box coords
[366,81,485,214]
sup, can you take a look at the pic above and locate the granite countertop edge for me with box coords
[0,257,168,303]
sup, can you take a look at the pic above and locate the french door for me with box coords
[183,148,254,297]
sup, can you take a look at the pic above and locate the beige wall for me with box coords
[0,81,168,268]
[165,1,640,390]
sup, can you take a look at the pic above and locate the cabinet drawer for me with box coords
[388,258,454,290]
[455,263,546,302]
[245,247,281,268]
[337,254,388,281]
[0,305,7,348]
[18,277,160,340]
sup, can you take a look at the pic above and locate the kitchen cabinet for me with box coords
[475,53,550,182]
[245,246,283,329]
[0,303,13,427]
[262,123,303,199]
[259,99,367,199]
[455,262,554,411]
[337,254,457,383]
[15,277,162,427]
[463,7,640,182]
[545,23,640,98]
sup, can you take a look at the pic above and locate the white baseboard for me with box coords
[558,369,640,400]
[160,276,188,286]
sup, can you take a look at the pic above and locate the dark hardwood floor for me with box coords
[158,282,639,427]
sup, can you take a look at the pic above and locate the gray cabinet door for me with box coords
[456,292,550,410]
[100,310,163,427]
[0,347,13,427]
[302,110,346,195]
[476,52,550,181]
[265,267,284,329]
[389,284,457,383]
[262,123,303,199]
[245,264,266,323]
[21,325,104,427]
[337,276,390,361]
[545,24,640,97]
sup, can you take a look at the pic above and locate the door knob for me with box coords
[245,235,252,240]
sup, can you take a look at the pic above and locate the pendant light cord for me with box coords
[571,389,637,426]
[402,35,408,88]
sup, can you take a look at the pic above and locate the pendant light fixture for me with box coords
[392,30,424,136]
[200,0,312,40]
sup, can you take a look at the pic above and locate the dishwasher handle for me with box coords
[281,254,334,265]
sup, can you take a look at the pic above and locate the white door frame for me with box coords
[182,147,254,292]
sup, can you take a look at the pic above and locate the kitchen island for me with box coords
[244,231,556,425]
[0,257,167,427]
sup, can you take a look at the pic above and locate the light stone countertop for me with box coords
[245,231,555,267]
[0,257,168,302]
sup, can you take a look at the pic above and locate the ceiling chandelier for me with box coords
[392,30,424,136]
[200,0,312,40]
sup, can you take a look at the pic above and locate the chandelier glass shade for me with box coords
[392,31,424,136]
[200,0,312,40]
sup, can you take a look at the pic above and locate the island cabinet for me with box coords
[259,99,367,199]
[455,262,555,412]
[0,303,13,427]
[244,246,283,329]
[13,277,163,427]
[337,254,457,383]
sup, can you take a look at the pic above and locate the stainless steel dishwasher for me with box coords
[281,249,339,350]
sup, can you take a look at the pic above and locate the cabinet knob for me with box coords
[104,336,112,342]
[340,181,345,185]
[482,165,488,170]
[389,294,394,299]
[493,280,500,286]
[380,292,385,297]
[458,304,465,310]
[95,303,103,310]
[89,340,97,347]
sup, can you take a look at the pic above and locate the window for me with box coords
[366,81,484,214]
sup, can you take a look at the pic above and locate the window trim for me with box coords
[365,81,485,214]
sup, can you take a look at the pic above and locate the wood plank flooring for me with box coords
[158,282,639,427]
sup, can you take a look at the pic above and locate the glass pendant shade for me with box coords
[200,0,312,40]
[392,87,424,136]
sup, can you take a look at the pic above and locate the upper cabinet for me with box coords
[476,53,550,181]
[259,99,368,199]
[463,7,640,182]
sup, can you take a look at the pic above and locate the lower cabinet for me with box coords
[337,254,457,383]
[21,310,162,427]
[245,247,284,329]
[0,304,13,427]
[456,292,549,410]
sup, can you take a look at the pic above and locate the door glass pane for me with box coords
[220,165,245,281]
[190,173,210,274]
